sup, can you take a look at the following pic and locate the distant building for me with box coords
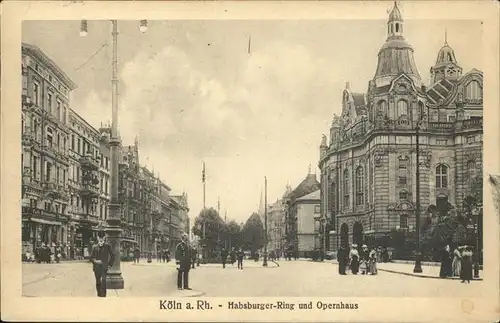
[318,3,483,251]
[267,198,286,254]
[284,170,321,257]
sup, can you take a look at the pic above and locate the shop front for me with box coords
[22,207,67,258]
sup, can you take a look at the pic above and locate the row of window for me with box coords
[23,153,67,184]
[31,81,68,123]
[340,164,453,209]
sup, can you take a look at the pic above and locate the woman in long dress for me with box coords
[451,246,463,277]
[460,246,473,283]
[349,244,359,275]
[369,247,378,275]
[359,245,369,275]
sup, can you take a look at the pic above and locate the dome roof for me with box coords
[435,43,458,67]
[374,43,420,80]
[388,2,403,22]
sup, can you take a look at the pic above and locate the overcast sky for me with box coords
[22,13,482,224]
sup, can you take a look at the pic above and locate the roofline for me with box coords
[22,42,77,91]
[69,108,101,136]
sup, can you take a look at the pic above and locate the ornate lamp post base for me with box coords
[413,251,423,273]
[105,215,124,289]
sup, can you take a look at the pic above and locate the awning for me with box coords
[24,218,62,226]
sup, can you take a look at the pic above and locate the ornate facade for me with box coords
[318,3,483,251]
[21,43,75,256]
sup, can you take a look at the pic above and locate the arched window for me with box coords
[436,164,448,189]
[395,23,400,32]
[397,100,408,117]
[355,166,364,206]
[418,101,425,120]
[377,100,387,117]
[399,214,408,229]
[465,80,482,100]
[343,169,349,208]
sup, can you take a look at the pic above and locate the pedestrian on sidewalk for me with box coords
[221,247,228,269]
[452,245,463,277]
[230,248,236,266]
[237,248,244,270]
[191,247,197,269]
[439,244,452,278]
[368,246,378,275]
[459,245,473,283]
[359,245,369,275]
[133,247,140,263]
[90,235,115,297]
[175,233,192,290]
[337,246,347,275]
[349,244,359,275]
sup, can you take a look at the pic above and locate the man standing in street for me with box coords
[175,233,192,290]
[237,248,244,270]
[90,235,115,297]
[221,247,228,269]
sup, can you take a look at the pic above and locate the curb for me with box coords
[378,268,483,281]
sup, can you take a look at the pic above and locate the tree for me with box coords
[241,213,265,254]
[226,220,242,249]
[192,208,227,257]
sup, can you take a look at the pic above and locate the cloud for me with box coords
[76,38,337,219]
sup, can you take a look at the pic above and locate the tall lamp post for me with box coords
[263,176,268,267]
[413,109,425,274]
[80,19,148,289]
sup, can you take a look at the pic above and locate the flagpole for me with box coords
[263,176,268,267]
[202,161,206,210]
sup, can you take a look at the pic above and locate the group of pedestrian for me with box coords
[156,249,171,263]
[440,244,474,283]
[337,244,378,275]
[29,242,64,263]
[219,247,244,269]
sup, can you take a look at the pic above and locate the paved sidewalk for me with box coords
[376,262,483,281]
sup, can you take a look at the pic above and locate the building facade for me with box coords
[21,43,75,256]
[67,109,108,259]
[318,3,483,252]
[284,172,321,257]
[267,199,286,254]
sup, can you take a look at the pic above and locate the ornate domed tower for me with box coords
[373,2,422,88]
[430,32,463,85]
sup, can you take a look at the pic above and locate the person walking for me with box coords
[337,246,347,275]
[237,248,244,270]
[460,246,473,283]
[191,247,197,269]
[221,247,228,269]
[90,235,115,297]
[368,246,378,275]
[349,244,359,275]
[452,246,463,277]
[230,248,236,266]
[175,233,192,290]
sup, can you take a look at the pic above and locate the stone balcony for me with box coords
[79,154,100,171]
[79,183,100,198]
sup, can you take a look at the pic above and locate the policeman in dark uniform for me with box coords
[175,233,192,290]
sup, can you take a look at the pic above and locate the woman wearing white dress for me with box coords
[451,246,463,277]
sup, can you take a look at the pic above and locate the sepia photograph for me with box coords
[2,0,499,322]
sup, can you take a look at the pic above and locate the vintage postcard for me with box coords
[1,0,499,322]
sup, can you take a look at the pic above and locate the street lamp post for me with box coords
[80,19,148,289]
[473,205,482,278]
[263,176,268,267]
[413,111,424,274]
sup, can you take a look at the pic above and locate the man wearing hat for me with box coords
[90,234,115,297]
[175,233,192,290]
